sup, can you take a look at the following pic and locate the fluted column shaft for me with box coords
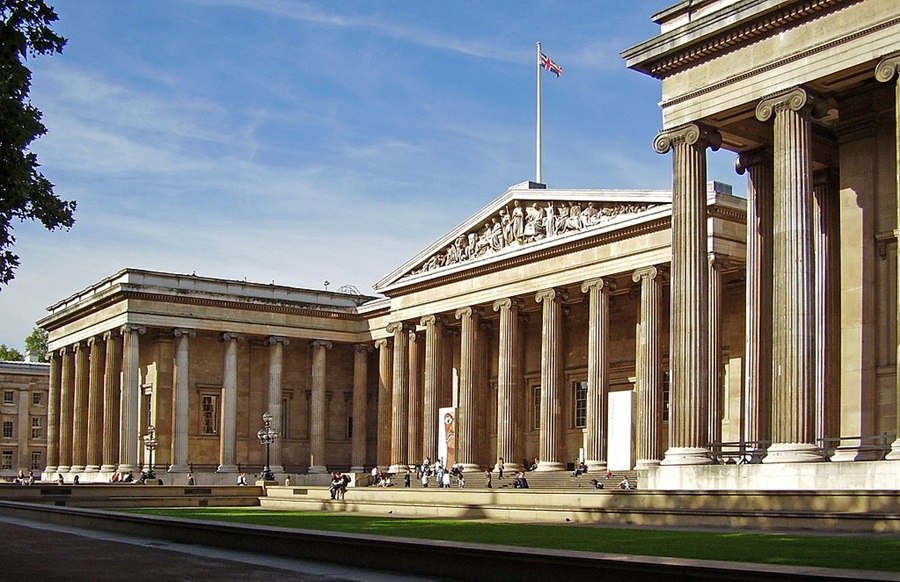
[119,324,145,473]
[351,344,371,471]
[876,56,900,461]
[535,289,566,471]
[421,315,444,462]
[265,336,288,473]
[708,255,727,447]
[386,322,411,473]
[655,123,718,465]
[493,298,523,473]
[581,278,612,470]
[58,347,74,472]
[408,330,423,467]
[309,339,332,473]
[633,267,663,468]
[375,338,392,468]
[169,329,195,473]
[736,150,774,459]
[70,341,89,472]
[217,332,242,473]
[757,88,820,463]
[85,337,105,472]
[101,331,121,472]
[455,307,480,471]
[45,351,61,473]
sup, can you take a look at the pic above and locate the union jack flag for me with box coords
[540,52,562,77]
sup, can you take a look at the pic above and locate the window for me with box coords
[573,381,588,428]
[31,450,42,470]
[532,386,541,431]
[281,399,290,439]
[2,451,11,470]
[662,372,670,423]
[347,415,353,440]
[2,391,12,405]
[2,420,12,439]
[201,394,219,435]
[32,392,43,406]
[31,417,42,440]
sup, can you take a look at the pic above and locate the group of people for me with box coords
[13,469,35,485]
[329,472,351,499]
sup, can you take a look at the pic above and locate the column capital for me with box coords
[454,306,481,320]
[386,321,415,335]
[73,339,88,352]
[86,335,104,348]
[354,343,374,353]
[420,314,445,327]
[265,335,289,346]
[653,122,721,154]
[708,252,731,270]
[492,297,523,313]
[535,288,567,304]
[374,338,390,350]
[122,324,146,336]
[102,329,121,342]
[756,86,829,122]
[580,277,615,294]
[875,53,900,83]
[218,332,243,342]
[310,339,333,350]
[735,148,773,175]
[174,328,197,339]
[632,265,660,283]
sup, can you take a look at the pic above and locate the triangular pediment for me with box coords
[375,181,673,293]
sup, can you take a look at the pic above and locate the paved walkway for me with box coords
[0,515,448,582]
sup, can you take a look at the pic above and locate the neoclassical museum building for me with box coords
[38,0,900,489]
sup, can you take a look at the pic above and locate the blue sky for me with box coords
[0,1,742,350]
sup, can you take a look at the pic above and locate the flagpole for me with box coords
[536,41,542,184]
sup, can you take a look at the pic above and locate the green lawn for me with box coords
[127,507,900,573]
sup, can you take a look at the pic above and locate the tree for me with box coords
[0,343,23,361]
[0,0,73,287]
[23,325,45,359]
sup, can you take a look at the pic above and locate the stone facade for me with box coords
[0,359,49,479]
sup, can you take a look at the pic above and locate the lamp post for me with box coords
[143,425,158,480]
[257,411,277,481]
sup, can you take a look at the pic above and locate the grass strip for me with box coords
[126,507,900,572]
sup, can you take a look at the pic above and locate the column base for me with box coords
[100,464,117,473]
[116,464,138,474]
[268,464,285,474]
[457,463,482,473]
[350,465,366,473]
[167,464,191,473]
[308,465,328,474]
[535,461,565,472]
[69,465,86,473]
[634,459,661,470]
[585,461,607,472]
[216,464,239,473]
[388,463,409,474]
[84,465,100,473]
[661,447,713,466]
[500,463,524,474]
[761,442,822,464]
[886,439,900,461]
[56,465,71,474]
[44,465,58,475]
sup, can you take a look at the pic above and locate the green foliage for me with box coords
[0,343,23,360]
[0,0,74,287]
[23,326,45,359]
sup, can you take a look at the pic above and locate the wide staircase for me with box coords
[504,469,638,490]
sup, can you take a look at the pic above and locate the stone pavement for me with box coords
[0,515,448,582]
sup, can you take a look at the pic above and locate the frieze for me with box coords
[410,200,658,277]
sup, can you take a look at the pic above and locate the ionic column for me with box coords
[265,336,289,473]
[169,329,195,473]
[876,55,900,461]
[216,332,242,473]
[581,278,613,471]
[633,267,663,469]
[535,289,566,471]
[351,344,372,472]
[708,254,729,448]
[408,329,423,467]
[385,322,411,473]
[374,338,392,469]
[101,330,122,472]
[420,315,445,463]
[654,123,719,466]
[756,87,823,463]
[45,350,61,474]
[58,346,74,473]
[493,298,524,473]
[735,149,774,461]
[455,307,481,471]
[85,336,105,472]
[118,324,145,473]
[308,339,332,473]
[70,341,89,473]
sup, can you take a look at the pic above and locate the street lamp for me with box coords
[143,425,158,480]
[257,411,277,481]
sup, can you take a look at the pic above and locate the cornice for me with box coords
[121,291,361,321]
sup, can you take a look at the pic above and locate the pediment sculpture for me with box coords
[411,199,658,276]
